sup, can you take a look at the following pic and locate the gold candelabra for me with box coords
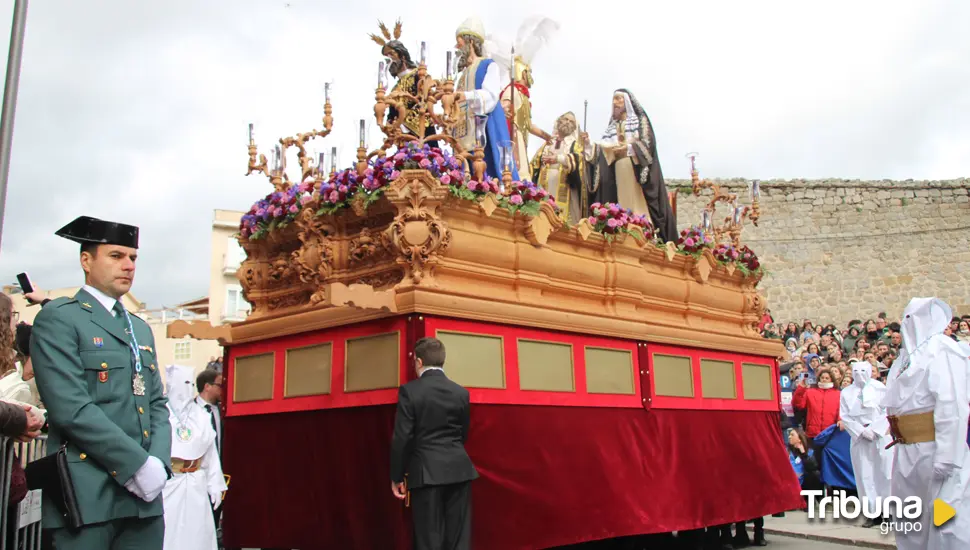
[372,56,482,178]
[686,152,761,248]
[246,99,335,191]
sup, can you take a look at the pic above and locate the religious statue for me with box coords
[451,16,519,180]
[369,20,437,146]
[587,89,677,242]
[530,112,593,224]
[487,17,559,178]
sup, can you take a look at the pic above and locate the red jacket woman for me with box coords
[792,367,841,438]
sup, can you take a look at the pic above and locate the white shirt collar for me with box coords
[420,367,444,377]
[82,284,121,316]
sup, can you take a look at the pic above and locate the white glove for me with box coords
[124,456,169,502]
[210,491,223,510]
[934,463,957,480]
[861,428,876,441]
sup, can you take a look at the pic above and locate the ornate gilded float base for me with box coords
[224,170,779,358]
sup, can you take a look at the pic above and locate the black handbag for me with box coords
[24,443,82,529]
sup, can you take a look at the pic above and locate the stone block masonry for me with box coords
[667,178,970,325]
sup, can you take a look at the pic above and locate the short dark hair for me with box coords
[14,322,31,358]
[414,337,446,367]
[196,368,221,393]
[80,242,100,256]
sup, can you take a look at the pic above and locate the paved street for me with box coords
[765,533,883,548]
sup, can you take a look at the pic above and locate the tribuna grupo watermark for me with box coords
[802,490,923,535]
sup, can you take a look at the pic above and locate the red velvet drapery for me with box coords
[221,405,803,550]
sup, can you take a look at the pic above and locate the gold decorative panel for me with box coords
[742,363,773,400]
[517,340,575,392]
[285,343,332,397]
[585,347,635,395]
[234,352,275,403]
[652,354,693,397]
[436,331,505,389]
[345,332,400,392]
[701,359,736,399]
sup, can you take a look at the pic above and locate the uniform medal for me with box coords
[176,426,192,441]
[133,373,146,396]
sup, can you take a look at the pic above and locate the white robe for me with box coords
[162,365,227,550]
[839,362,893,508]
[882,298,970,550]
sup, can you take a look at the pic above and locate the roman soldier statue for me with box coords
[488,16,559,178]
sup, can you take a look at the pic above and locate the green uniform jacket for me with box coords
[30,288,172,529]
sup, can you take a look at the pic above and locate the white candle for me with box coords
[420,41,427,64]
[318,151,325,172]
[378,61,385,88]
[248,123,254,144]
[359,119,366,147]
[446,51,452,79]
[751,179,761,199]
[331,146,337,173]
[324,82,331,103]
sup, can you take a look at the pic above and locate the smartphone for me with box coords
[16,272,33,294]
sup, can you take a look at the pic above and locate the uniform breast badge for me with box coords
[133,373,146,396]
[93,337,103,347]
[99,371,108,383]
[176,426,192,441]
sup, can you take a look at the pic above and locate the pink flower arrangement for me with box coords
[501,179,556,216]
[677,225,713,254]
[586,202,653,238]
[713,243,741,263]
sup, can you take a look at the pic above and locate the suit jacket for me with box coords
[390,369,478,489]
[30,288,172,528]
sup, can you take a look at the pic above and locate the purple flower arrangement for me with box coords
[676,225,713,254]
[316,168,365,214]
[378,142,464,183]
[240,180,313,240]
[586,202,653,239]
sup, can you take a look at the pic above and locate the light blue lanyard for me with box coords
[119,308,143,374]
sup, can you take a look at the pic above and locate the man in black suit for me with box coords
[391,337,478,550]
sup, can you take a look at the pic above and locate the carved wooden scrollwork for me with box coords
[291,208,336,304]
[349,227,388,265]
[383,171,452,285]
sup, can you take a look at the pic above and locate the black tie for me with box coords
[205,404,219,447]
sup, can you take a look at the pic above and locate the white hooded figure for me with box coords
[162,365,227,550]
[882,298,970,549]
[839,360,893,521]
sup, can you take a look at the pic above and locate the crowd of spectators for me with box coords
[759,310,970,510]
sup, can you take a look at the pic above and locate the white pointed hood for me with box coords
[165,364,196,413]
[900,297,951,355]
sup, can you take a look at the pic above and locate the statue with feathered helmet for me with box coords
[486,16,559,180]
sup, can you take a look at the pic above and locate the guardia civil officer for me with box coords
[31,216,172,549]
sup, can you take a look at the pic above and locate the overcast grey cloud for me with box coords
[0,0,966,307]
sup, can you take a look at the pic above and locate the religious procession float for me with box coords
[171,16,803,550]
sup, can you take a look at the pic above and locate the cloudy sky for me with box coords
[0,0,965,308]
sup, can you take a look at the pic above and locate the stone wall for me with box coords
[667,178,970,325]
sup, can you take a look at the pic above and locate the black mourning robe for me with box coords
[589,115,677,243]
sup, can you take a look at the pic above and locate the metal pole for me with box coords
[0,0,29,254]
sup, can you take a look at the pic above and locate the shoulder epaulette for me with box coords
[49,296,77,309]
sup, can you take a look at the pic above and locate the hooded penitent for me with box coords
[162,365,227,550]
[839,361,892,511]
[882,298,970,550]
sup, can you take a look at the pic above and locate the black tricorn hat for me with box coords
[55,216,139,249]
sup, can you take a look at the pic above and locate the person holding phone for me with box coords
[30,216,171,550]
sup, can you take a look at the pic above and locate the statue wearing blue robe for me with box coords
[453,57,520,181]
